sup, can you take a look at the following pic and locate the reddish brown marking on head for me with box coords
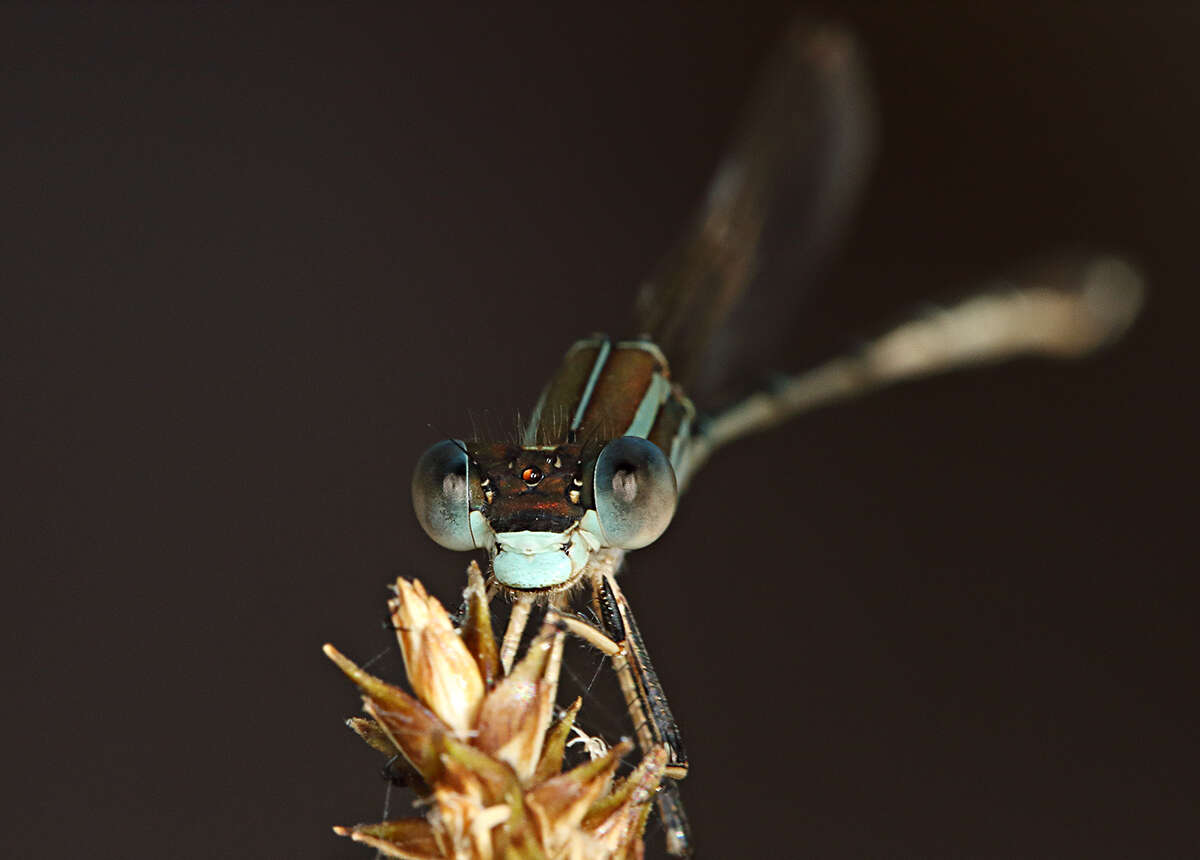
[465,442,588,533]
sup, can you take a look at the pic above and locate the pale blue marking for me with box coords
[669,408,693,474]
[492,530,574,588]
[493,548,573,588]
[569,338,612,433]
[624,372,671,438]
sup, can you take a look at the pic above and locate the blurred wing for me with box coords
[635,18,875,405]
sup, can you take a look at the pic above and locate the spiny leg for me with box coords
[588,572,689,779]
[551,608,663,765]
[552,594,693,857]
[589,571,692,856]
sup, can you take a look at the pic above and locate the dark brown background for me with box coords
[3,2,1195,857]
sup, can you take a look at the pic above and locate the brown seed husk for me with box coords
[329,569,667,859]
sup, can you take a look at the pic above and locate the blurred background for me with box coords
[3,2,1195,857]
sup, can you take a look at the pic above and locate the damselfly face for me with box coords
[412,435,677,591]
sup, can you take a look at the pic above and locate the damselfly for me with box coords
[409,19,1142,857]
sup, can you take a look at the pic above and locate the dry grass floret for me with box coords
[325,562,666,859]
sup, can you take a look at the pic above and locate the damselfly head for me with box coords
[412,436,678,590]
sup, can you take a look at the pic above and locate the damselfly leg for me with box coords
[491,543,693,852]
[543,562,693,856]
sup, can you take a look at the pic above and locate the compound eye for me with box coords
[592,436,677,549]
[411,439,482,550]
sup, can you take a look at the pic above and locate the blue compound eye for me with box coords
[592,436,677,549]
[411,440,482,550]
